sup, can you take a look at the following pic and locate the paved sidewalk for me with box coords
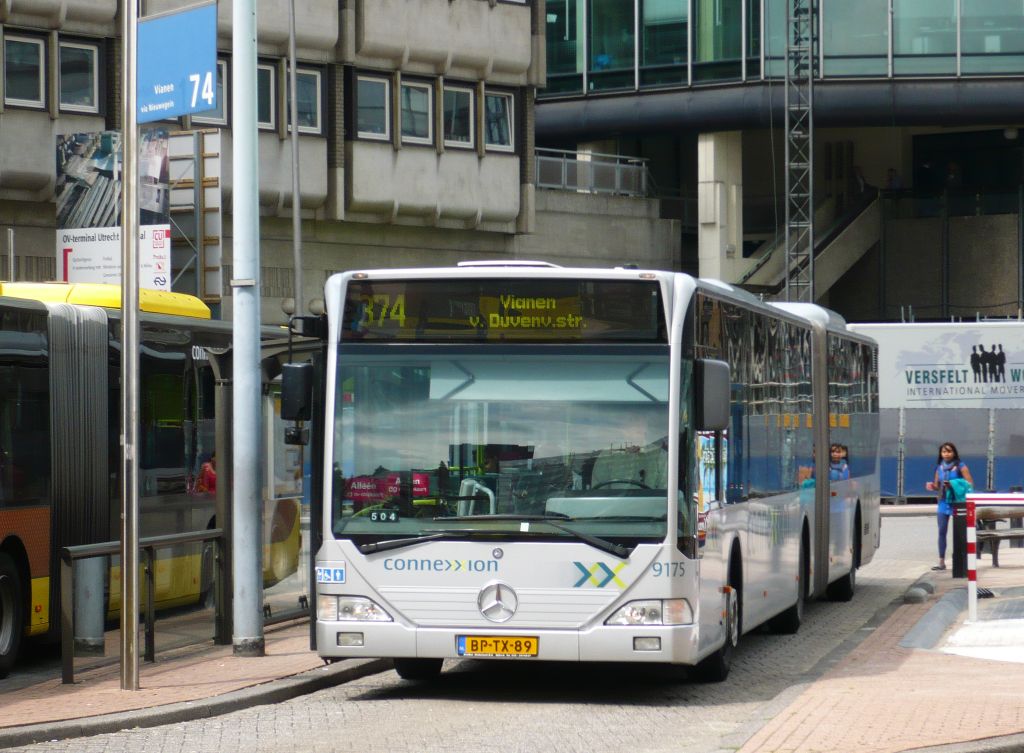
[737,546,1024,753]
[0,620,389,749]
[1,503,1021,753]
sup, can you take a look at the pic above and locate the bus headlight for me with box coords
[605,599,694,626]
[317,595,392,622]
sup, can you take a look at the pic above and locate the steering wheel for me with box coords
[592,479,650,489]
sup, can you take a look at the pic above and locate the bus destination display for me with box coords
[341,278,666,342]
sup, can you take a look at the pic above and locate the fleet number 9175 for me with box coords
[651,562,686,577]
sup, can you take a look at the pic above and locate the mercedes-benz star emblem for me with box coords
[477,581,518,623]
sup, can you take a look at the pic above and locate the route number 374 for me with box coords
[189,71,215,108]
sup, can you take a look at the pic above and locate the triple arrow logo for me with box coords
[573,561,626,588]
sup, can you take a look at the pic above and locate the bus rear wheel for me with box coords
[393,657,443,681]
[0,552,25,679]
[770,538,808,634]
[827,522,860,602]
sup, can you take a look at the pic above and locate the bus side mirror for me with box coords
[281,362,313,422]
[695,358,729,431]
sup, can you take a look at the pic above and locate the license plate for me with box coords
[457,635,539,657]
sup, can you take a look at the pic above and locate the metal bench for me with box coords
[976,524,1024,567]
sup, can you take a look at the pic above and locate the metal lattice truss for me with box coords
[784,0,816,303]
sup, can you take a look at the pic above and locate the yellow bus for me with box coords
[0,283,302,676]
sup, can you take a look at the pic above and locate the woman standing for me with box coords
[924,442,973,571]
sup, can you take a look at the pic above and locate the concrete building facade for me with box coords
[0,0,548,322]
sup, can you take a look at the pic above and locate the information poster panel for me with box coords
[54,129,172,290]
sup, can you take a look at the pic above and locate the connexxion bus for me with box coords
[288,263,880,681]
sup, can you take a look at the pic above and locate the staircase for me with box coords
[737,191,880,300]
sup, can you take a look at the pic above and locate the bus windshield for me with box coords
[331,346,671,549]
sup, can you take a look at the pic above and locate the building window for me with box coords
[483,92,513,152]
[356,75,390,140]
[400,80,433,145]
[287,67,322,134]
[893,0,957,75]
[257,63,276,129]
[822,0,889,77]
[193,59,228,125]
[640,0,688,87]
[58,41,98,113]
[961,0,1024,75]
[442,85,474,147]
[589,0,636,91]
[544,0,585,96]
[694,0,743,82]
[4,35,45,108]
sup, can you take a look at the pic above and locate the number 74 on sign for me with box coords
[136,1,218,124]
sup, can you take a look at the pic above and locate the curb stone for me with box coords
[899,588,967,650]
[0,658,392,750]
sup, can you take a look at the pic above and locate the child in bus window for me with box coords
[829,444,850,481]
[197,452,217,494]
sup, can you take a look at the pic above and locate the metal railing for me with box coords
[535,148,650,197]
[60,528,225,685]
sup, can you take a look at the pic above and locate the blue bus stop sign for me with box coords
[137,1,217,123]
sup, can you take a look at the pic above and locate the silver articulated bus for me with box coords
[285,263,880,682]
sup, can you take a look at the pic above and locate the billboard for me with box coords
[55,129,171,290]
[850,322,1024,409]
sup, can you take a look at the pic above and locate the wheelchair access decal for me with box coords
[573,561,626,588]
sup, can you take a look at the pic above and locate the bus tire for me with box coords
[393,657,443,681]
[827,519,860,602]
[770,533,808,635]
[695,558,741,682]
[0,552,25,679]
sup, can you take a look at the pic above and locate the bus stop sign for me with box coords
[137,1,217,123]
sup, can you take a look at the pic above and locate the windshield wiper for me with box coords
[358,532,462,554]
[358,516,631,558]
[440,513,572,522]
[570,515,667,522]
[438,513,630,559]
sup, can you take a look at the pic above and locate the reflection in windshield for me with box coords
[332,351,671,543]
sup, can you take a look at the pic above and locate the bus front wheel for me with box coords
[0,552,25,679]
[393,657,443,681]
[695,575,740,683]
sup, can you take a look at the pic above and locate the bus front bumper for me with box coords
[316,620,701,665]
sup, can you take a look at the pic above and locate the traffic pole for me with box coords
[231,0,265,656]
[120,0,141,691]
[966,499,977,622]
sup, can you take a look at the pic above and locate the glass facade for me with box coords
[641,0,688,86]
[589,0,635,91]
[823,0,888,76]
[961,0,1024,74]
[694,0,742,82]
[893,0,956,75]
[541,0,1024,99]
[546,0,585,93]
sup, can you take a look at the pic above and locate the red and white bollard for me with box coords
[966,499,977,622]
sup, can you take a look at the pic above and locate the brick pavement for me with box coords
[0,621,323,731]
[737,547,1024,753]
[2,508,1022,753]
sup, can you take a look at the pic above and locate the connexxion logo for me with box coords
[383,557,498,573]
[574,561,626,588]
